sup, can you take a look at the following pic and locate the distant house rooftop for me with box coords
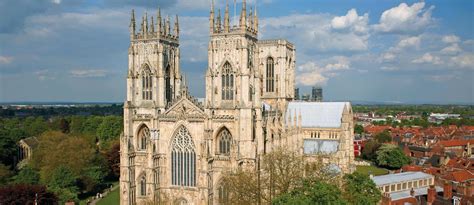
[372,172,433,187]
[285,102,348,128]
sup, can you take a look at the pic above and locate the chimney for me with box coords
[381,192,392,205]
[427,185,436,204]
[443,182,452,200]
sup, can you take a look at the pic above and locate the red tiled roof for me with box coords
[444,170,474,183]
[402,165,423,172]
[462,126,474,132]
[438,139,474,147]
[364,125,391,134]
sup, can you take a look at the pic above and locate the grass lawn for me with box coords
[356,165,389,176]
[96,188,119,205]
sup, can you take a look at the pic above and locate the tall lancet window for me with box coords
[266,57,274,92]
[165,65,172,104]
[138,125,150,150]
[142,65,153,100]
[218,128,232,155]
[171,126,196,187]
[140,175,146,196]
[221,62,234,100]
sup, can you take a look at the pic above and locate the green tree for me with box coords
[59,118,70,134]
[362,140,381,161]
[69,116,86,134]
[375,130,391,143]
[375,144,411,170]
[96,115,123,144]
[0,163,13,185]
[80,166,107,193]
[343,172,381,205]
[33,131,96,183]
[273,180,347,205]
[82,116,103,135]
[13,166,40,185]
[354,124,364,135]
[24,116,48,137]
[105,142,121,180]
[48,165,79,203]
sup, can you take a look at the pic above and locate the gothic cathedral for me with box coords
[120,1,355,204]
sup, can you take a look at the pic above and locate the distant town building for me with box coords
[301,93,310,101]
[17,136,39,168]
[372,172,443,204]
[311,86,323,102]
[429,113,461,124]
[294,88,300,100]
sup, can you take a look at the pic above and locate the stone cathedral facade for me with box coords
[120,1,355,205]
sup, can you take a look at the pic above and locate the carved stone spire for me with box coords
[144,12,148,34]
[210,0,215,34]
[157,8,162,35]
[224,0,230,32]
[167,16,171,35]
[216,9,222,32]
[240,0,247,30]
[163,18,167,36]
[174,15,179,37]
[129,9,136,39]
[150,16,155,34]
[254,4,258,32]
[249,7,253,30]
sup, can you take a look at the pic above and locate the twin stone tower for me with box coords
[120,1,354,204]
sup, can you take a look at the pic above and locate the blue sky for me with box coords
[0,0,473,104]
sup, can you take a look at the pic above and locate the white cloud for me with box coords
[179,16,209,62]
[331,9,369,34]
[451,53,474,69]
[175,0,210,10]
[378,36,421,63]
[441,43,462,55]
[442,35,460,43]
[412,53,442,65]
[296,71,328,86]
[35,70,56,81]
[396,36,421,49]
[374,2,434,33]
[428,74,458,82]
[296,57,350,86]
[51,0,61,4]
[70,69,108,78]
[381,66,399,71]
[0,56,13,64]
[262,13,369,55]
[380,52,396,62]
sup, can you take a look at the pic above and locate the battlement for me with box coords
[258,39,295,50]
[129,9,179,42]
[209,0,258,37]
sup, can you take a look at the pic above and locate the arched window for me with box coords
[266,57,274,92]
[174,198,188,205]
[142,65,153,100]
[171,126,196,187]
[138,125,150,150]
[218,128,232,155]
[165,65,172,104]
[140,175,146,196]
[218,184,229,204]
[221,62,234,100]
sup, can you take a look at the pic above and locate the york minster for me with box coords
[120,1,355,204]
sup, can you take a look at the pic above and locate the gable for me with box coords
[163,98,206,119]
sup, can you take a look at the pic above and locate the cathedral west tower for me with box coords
[121,2,354,205]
